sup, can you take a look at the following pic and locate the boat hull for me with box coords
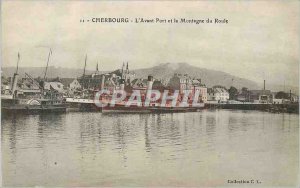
[102,104,204,114]
[1,98,67,115]
[102,105,150,114]
[2,105,66,114]
[65,98,102,112]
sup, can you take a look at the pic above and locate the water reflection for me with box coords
[143,115,152,152]
[2,110,299,187]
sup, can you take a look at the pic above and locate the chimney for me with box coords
[147,75,154,90]
[146,75,154,105]
[101,75,105,90]
[263,80,265,90]
[11,73,19,97]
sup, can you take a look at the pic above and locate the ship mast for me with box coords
[81,54,87,89]
[16,52,20,74]
[43,48,52,81]
[83,54,87,78]
[11,52,20,97]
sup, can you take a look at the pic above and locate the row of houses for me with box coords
[1,64,298,104]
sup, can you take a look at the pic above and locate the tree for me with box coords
[275,91,289,99]
[240,87,250,101]
[241,87,248,94]
[228,86,238,100]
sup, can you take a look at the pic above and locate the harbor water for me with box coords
[1,110,299,186]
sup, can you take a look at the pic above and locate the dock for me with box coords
[205,103,299,114]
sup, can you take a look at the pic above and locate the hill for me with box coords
[133,63,259,89]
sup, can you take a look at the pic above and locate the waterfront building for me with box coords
[273,99,283,104]
[79,63,135,91]
[152,80,166,91]
[168,73,207,102]
[70,79,81,90]
[60,78,81,91]
[168,73,193,94]
[131,78,148,90]
[236,94,247,102]
[248,90,273,103]
[192,79,207,103]
[103,73,119,92]
[207,87,229,103]
[43,82,64,93]
[236,88,250,102]
[79,72,102,89]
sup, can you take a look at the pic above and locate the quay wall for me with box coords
[205,103,299,114]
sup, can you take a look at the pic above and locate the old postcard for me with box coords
[1,0,299,187]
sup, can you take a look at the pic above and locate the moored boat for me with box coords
[1,52,67,114]
[2,97,66,114]
[65,97,102,112]
[101,101,151,114]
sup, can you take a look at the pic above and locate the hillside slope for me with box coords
[2,63,260,89]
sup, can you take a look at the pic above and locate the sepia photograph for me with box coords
[1,1,299,187]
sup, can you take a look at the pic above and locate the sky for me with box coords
[1,1,299,87]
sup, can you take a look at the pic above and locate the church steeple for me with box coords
[126,62,129,74]
[96,62,99,74]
